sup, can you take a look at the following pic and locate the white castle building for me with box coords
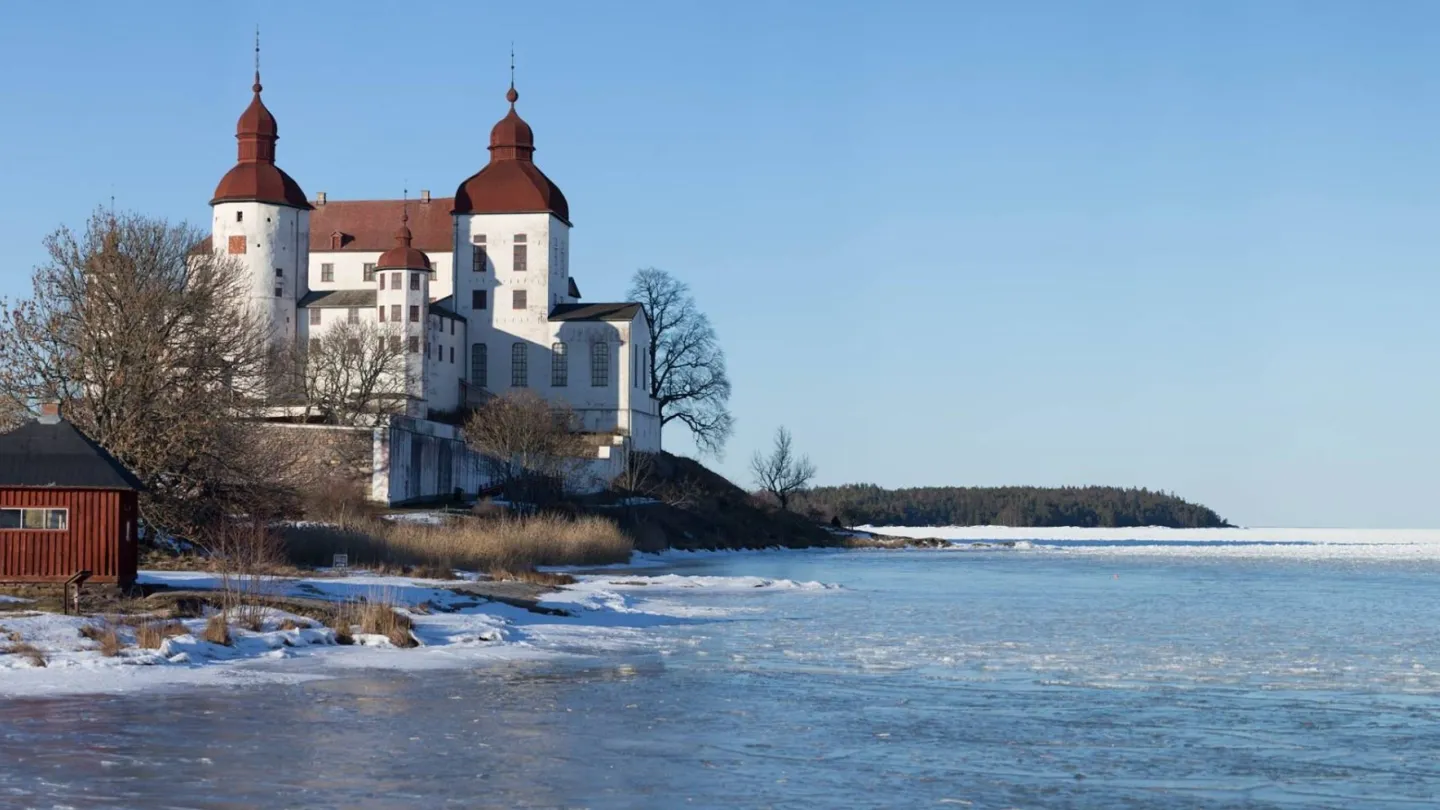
[205,66,661,500]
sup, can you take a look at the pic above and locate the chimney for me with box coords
[420,189,431,204]
[38,401,61,425]
[316,192,327,205]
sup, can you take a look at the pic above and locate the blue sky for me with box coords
[3,1,1439,527]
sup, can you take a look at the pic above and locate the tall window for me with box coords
[512,289,527,310]
[378,305,386,322]
[321,263,334,283]
[513,241,527,272]
[471,343,487,387]
[347,307,359,324]
[389,335,402,353]
[410,273,420,291]
[472,243,487,272]
[309,309,321,326]
[390,272,401,289]
[449,346,454,364]
[274,267,283,278]
[472,290,487,310]
[379,273,386,290]
[551,342,568,386]
[511,342,528,387]
[409,305,420,323]
[591,342,609,387]
[363,263,376,282]
[408,336,420,353]
[236,211,244,223]
[390,304,402,322]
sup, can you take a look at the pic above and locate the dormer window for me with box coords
[329,231,342,250]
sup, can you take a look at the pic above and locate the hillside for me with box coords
[789,484,1231,529]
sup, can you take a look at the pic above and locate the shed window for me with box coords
[0,508,68,531]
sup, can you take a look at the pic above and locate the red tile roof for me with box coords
[310,198,454,253]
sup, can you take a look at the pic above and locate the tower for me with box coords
[375,211,432,417]
[210,51,311,347]
[452,80,572,391]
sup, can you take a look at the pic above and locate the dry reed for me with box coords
[282,513,631,574]
[136,620,187,650]
[79,620,124,657]
[203,614,232,646]
[2,642,46,667]
[488,569,578,587]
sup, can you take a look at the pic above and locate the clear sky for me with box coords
[2,1,1438,528]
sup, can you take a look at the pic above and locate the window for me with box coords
[512,289,527,310]
[410,273,420,291]
[236,211,244,223]
[347,307,359,324]
[389,335,402,353]
[0,508,68,530]
[408,336,420,353]
[321,263,334,283]
[514,233,527,242]
[472,290,487,310]
[511,342,528,387]
[391,272,401,290]
[409,305,420,323]
[551,342,568,386]
[346,338,360,353]
[449,345,454,363]
[513,243,527,273]
[450,319,455,335]
[228,235,246,254]
[379,273,386,290]
[472,245,487,272]
[591,342,609,387]
[378,306,386,322]
[425,342,431,359]
[473,234,487,244]
[309,338,320,353]
[471,343,487,387]
[309,309,321,326]
[274,267,283,278]
[363,263,376,282]
[391,304,402,322]
[274,286,283,298]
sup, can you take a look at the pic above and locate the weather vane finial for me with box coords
[253,26,262,93]
[510,43,515,88]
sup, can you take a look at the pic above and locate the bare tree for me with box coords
[628,267,733,456]
[461,391,589,505]
[289,320,411,426]
[0,209,302,536]
[750,426,817,511]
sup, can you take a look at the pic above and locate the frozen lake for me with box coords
[5,540,1440,808]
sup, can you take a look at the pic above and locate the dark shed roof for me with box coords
[549,302,644,322]
[0,419,144,490]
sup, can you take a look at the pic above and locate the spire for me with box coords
[396,189,413,247]
[507,44,517,105]
[254,26,262,94]
[211,36,309,209]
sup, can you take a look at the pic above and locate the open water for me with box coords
[4,547,1440,808]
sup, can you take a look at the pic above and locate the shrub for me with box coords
[2,642,46,667]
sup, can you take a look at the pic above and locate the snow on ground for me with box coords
[863,525,1440,560]
[0,566,836,698]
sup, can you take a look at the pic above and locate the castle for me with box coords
[203,62,661,499]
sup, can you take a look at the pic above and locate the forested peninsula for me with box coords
[791,485,1231,529]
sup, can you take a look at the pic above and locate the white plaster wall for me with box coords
[212,201,309,345]
[311,250,453,301]
[295,304,380,344]
[372,415,490,505]
[426,312,465,412]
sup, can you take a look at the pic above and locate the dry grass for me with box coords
[0,626,20,644]
[136,620,187,650]
[203,614,232,646]
[282,513,631,574]
[277,618,312,631]
[2,642,46,667]
[328,605,355,646]
[78,620,124,657]
[358,600,416,648]
[488,568,578,587]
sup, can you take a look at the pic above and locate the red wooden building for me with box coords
[0,404,144,588]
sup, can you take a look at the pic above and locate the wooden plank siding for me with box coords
[0,488,136,586]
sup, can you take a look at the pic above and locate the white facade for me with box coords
[211,201,310,344]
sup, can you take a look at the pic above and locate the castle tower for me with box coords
[376,211,432,417]
[452,81,572,390]
[210,59,311,347]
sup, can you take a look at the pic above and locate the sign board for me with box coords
[332,553,349,569]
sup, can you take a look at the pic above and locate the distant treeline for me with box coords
[789,484,1231,529]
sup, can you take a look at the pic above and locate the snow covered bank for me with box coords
[863,525,1440,560]
[0,566,837,698]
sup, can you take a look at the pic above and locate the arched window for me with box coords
[551,342,568,387]
[471,343,487,388]
[511,342,528,388]
[590,342,609,387]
